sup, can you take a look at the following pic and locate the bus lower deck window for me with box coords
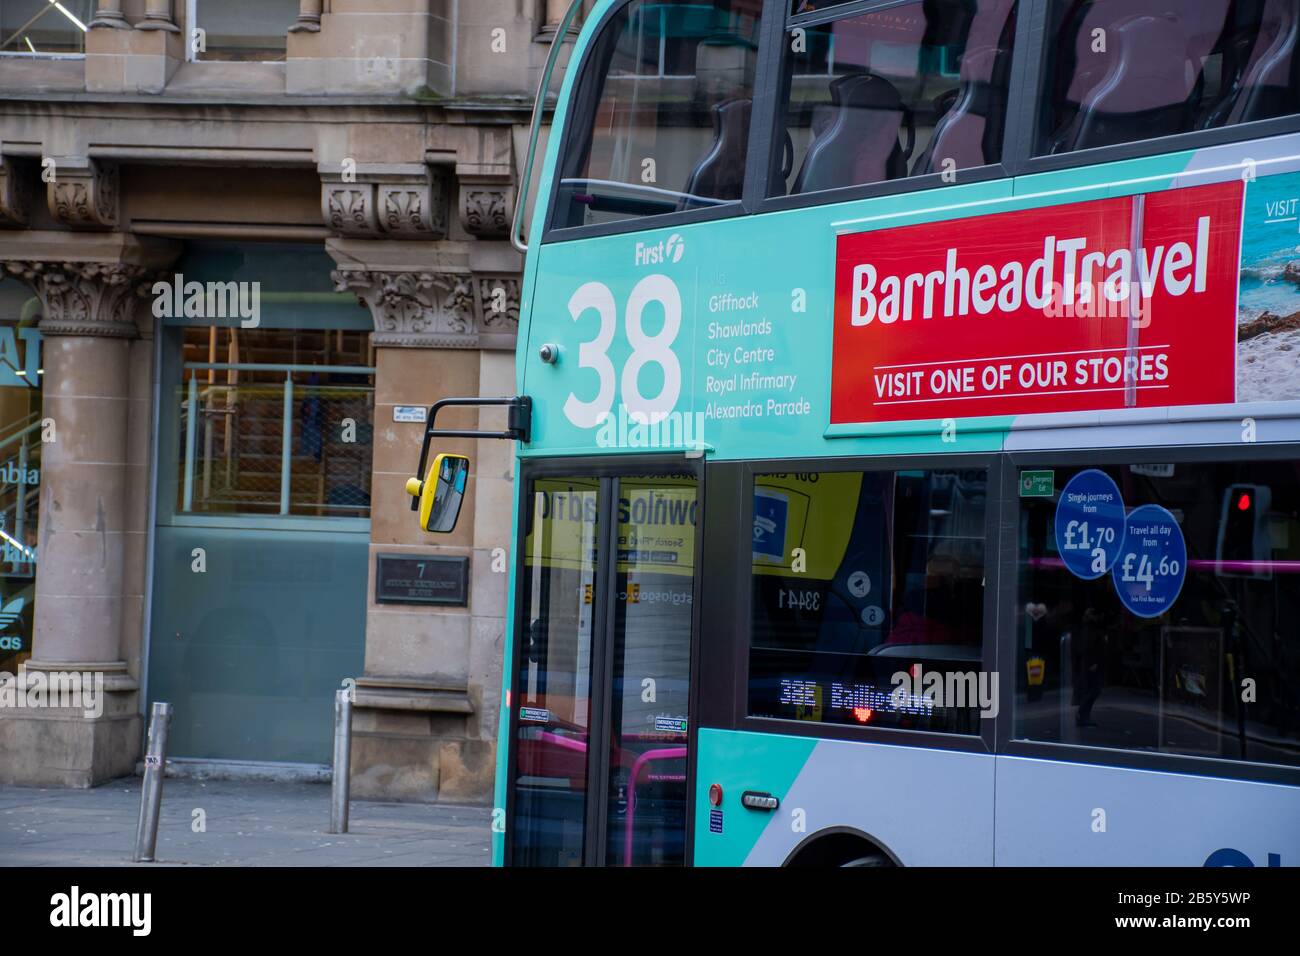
[748,469,989,734]
[1015,458,1300,769]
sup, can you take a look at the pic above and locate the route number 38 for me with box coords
[563,275,682,428]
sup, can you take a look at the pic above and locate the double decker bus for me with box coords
[409,0,1300,866]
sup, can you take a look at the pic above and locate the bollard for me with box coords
[133,701,172,863]
[329,688,353,834]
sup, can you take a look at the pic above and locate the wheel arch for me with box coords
[781,825,903,867]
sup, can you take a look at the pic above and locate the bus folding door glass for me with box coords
[512,481,601,866]
[772,0,1018,197]
[602,476,697,866]
[552,0,763,229]
[1036,0,1300,155]
[749,469,990,733]
[1014,459,1300,770]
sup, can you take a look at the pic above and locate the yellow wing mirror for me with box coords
[405,453,470,533]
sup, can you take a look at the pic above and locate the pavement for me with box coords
[0,778,492,867]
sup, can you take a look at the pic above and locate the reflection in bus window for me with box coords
[1038,0,1300,155]
[552,0,762,229]
[1016,460,1300,769]
[772,0,1018,196]
[604,477,696,866]
[748,469,988,733]
[512,480,600,867]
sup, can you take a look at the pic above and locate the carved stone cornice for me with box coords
[320,163,449,239]
[333,269,480,348]
[3,260,157,338]
[0,158,31,227]
[324,184,376,235]
[474,275,520,349]
[46,158,119,229]
[458,179,513,239]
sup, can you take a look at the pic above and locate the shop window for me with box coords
[192,0,298,62]
[1015,458,1300,769]
[0,281,41,675]
[749,468,989,734]
[176,327,375,519]
[0,0,92,55]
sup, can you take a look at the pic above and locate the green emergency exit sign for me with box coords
[1019,470,1054,498]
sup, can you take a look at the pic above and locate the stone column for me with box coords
[89,0,130,30]
[289,0,323,34]
[86,0,184,92]
[136,0,180,32]
[0,231,177,788]
[327,230,520,803]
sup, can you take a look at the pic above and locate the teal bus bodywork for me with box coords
[492,0,1300,867]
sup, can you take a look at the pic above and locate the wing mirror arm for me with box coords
[409,396,532,513]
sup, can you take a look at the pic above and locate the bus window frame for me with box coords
[540,0,777,245]
[727,452,1006,756]
[1020,0,1300,175]
[504,452,708,867]
[996,440,1300,790]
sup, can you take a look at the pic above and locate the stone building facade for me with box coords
[0,0,584,802]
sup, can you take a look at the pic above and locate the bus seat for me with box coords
[1047,0,1231,151]
[1199,0,1267,128]
[1053,14,1201,152]
[916,0,1017,174]
[793,73,911,194]
[678,97,752,209]
[1219,0,1300,126]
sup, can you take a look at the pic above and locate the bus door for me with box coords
[508,467,700,866]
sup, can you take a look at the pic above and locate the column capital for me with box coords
[333,268,478,349]
[327,238,519,350]
[0,232,180,338]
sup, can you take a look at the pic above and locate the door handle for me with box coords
[740,791,780,811]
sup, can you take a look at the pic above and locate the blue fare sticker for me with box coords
[1054,469,1127,580]
[709,808,723,834]
[752,488,789,562]
[1112,504,1187,619]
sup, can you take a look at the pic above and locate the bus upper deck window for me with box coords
[551,0,762,230]
[1037,0,1300,156]
[771,0,1018,198]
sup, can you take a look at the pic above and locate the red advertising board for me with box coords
[831,180,1245,425]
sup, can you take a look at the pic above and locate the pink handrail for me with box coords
[622,746,687,866]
